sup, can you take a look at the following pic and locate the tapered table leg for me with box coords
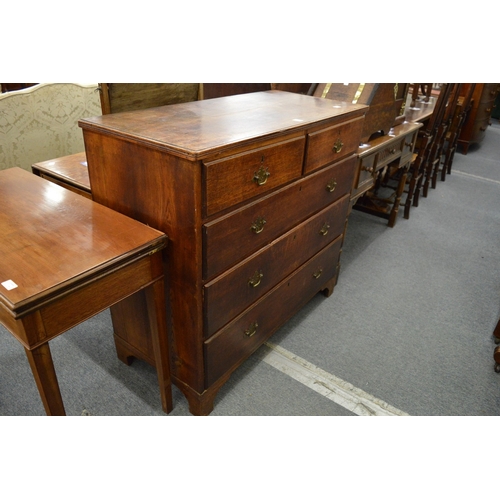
[145,278,173,414]
[24,343,66,416]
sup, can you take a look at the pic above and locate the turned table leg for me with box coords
[24,343,65,416]
[389,168,408,228]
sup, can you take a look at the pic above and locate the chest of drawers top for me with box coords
[79,90,367,160]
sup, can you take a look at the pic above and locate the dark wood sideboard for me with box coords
[458,83,500,154]
[79,91,367,415]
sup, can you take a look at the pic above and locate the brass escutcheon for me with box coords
[320,223,330,236]
[313,268,323,279]
[244,322,258,337]
[248,270,263,288]
[253,164,270,186]
[251,216,266,234]
[326,179,337,193]
[332,138,344,153]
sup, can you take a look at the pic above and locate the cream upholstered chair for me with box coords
[0,83,101,172]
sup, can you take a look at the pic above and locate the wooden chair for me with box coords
[440,84,476,182]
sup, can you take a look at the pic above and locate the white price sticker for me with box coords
[1,280,18,291]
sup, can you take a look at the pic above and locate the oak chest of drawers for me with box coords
[79,91,367,415]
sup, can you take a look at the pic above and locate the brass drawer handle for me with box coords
[253,164,270,186]
[251,216,266,234]
[326,179,337,192]
[361,165,375,174]
[404,141,413,148]
[248,270,263,288]
[244,322,258,337]
[319,223,330,236]
[313,268,323,279]
[485,107,492,113]
[332,138,344,153]
[388,148,397,154]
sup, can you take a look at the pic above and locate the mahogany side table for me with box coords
[0,167,172,415]
[31,151,91,199]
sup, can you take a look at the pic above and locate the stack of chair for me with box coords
[402,83,452,219]
[440,84,476,182]
[425,83,462,193]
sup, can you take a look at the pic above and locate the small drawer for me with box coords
[401,131,418,157]
[204,237,343,386]
[304,116,364,173]
[354,154,376,192]
[377,138,403,167]
[204,195,350,336]
[203,136,305,217]
[203,155,356,280]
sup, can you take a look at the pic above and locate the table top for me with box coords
[79,90,368,160]
[0,168,166,314]
[404,95,437,123]
[357,121,423,157]
[32,152,90,192]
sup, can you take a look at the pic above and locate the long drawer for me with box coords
[204,194,350,336]
[203,136,305,217]
[204,236,343,386]
[203,155,356,280]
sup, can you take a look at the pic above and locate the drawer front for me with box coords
[377,138,403,167]
[354,154,376,193]
[401,130,418,157]
[204,237,343,386]
[203,136,305,217]
[304,116,364,173]
[203,155,356,280]
[204,194,350,336]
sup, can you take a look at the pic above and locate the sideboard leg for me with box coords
[113,335,136,366]
[321,276,338,298]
